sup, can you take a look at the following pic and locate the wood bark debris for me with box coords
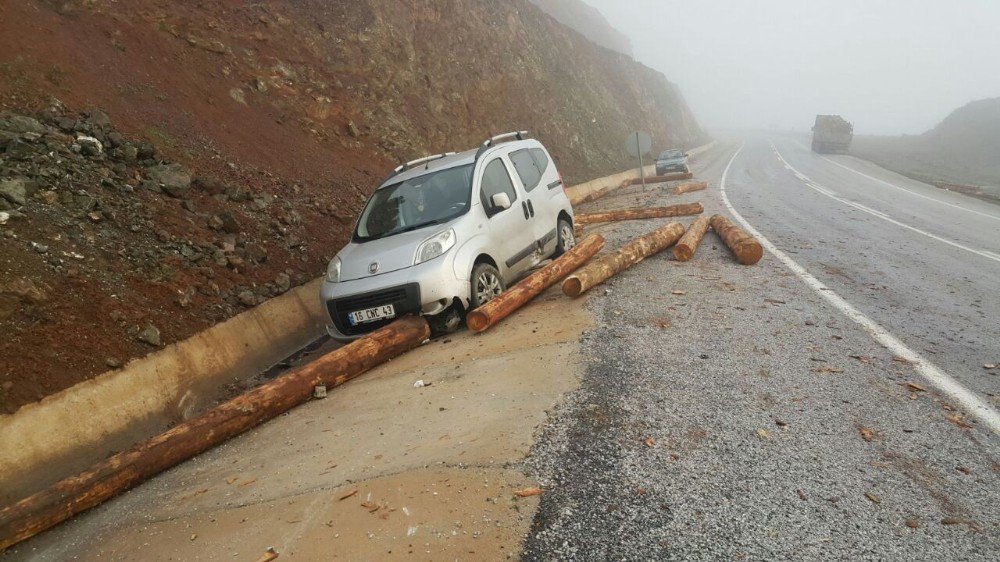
[514,487,543,498]
[575,202,703,226]
[672,215,710,261]
[563,222,685,297]
[466,234,604,333]
[673,181,708,194]
[255,548,280,562]
[709,214,764,265]
[0,316,431,551]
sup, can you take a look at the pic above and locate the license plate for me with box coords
[348,304,396,325]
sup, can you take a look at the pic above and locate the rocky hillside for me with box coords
[0,0,704,412]
[851,97,1000,199]
[527,0,634,57]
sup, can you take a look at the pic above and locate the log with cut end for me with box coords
[575,202,703,225]
[563,222,685,297]
[0,316,430,551]
[673,181,708,195]
[466,234,604,333]
[673,216,710,261]
[624,172,693,186]
[710,214,764,265]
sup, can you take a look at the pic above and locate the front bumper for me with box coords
[320,254,468,341]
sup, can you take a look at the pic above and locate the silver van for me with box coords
[321,132,575,340]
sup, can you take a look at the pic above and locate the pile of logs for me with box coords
[0,169,766,552]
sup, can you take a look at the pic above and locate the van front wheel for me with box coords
[470,263,505,309]
[554,218,575,258]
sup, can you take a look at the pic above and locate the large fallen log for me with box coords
[575,202,703,226]
[673,216,711,261]
[563,222,685,297]
[709,214,764,265]
[0,316,430,551]
[466,234,604,333]
[624,172,693,186]
[673,181,708,195]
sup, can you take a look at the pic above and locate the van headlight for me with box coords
[414,229,456,265]
[326,256,341,283]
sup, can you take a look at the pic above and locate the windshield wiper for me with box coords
[358,218,444,242]
[393,218,444,235]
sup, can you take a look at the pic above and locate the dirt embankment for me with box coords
[851,97,1000,200]
[0,0,704,412]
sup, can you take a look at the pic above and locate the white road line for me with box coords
[772,142,1000,265]
[789,140,1000,223]
[720,141,1000,434]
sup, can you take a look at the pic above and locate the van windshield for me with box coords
[354,164,474,241]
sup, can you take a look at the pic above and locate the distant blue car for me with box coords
[655,149,689,175]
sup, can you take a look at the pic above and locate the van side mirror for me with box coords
[490,192,512,211]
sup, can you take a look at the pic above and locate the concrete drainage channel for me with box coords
[0,142,717,557]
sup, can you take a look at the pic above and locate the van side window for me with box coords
[480,158,518,211]
[529,148,549,175]
[509,149,543,192]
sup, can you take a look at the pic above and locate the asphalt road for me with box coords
[523,136,999,560]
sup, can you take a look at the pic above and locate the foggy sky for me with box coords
[584,0,1000,135]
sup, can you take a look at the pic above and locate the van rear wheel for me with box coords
[470,263,504,309]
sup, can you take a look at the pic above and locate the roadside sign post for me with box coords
[625,131,652,188]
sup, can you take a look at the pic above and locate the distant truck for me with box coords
[811,115,853,154]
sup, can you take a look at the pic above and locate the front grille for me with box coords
[328,283,421,336]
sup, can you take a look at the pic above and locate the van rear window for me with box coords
[510,148,548,192]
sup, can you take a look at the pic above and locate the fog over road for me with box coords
[523,139,999,560]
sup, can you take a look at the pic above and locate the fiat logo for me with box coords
[368,262,379,274]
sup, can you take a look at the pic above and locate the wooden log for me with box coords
[0,316,430,551]
[709,214,764,265]
[563,222,685,297]
[466,234,604,333]
[673,181,708,195]
[673,216,711,261]
[575,202,703,226]
[624,172,693,186]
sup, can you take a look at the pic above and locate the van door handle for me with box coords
[521,201,530,220]
[527,200,535,217]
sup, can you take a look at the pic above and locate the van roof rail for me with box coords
[393,152,457,174]
[379,152,457,186]
[474,131,529,160]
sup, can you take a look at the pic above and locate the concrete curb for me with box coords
[0,279,328,504]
